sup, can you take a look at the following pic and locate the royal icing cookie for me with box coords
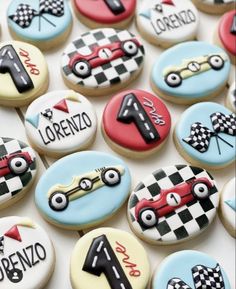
[25,90,97,158]
[151,41,230,104]
[7,0,72,50]
[174,102,236,169]
[219,178,236,238]
[191,0,235,14]
[136,0,199,48]
[61,28,145,96]
[0,216,55,289]
[35,151,131,230]
[128,164,219,245]
[102,89,171,157]
[73,0,136,29]
[0,137,37,210]
[0,41,48,107]
[226,82,236,112]
[152,250,231,289]
[70,228,150,289]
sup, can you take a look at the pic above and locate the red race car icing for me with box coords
[73,0,136,24]
[218,10,236,56]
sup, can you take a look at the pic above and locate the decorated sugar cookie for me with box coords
[7,0,72,50]
[70,228,150,289]
[25,90,97,158]
[174,102,236,169]
[192,0,235,14]
[61,28,145,96]
[35,151,131,230]
[151,41,230,104]
[226,82,236,112]
[152,250,231,289]
[0,41,48,107]
[128,164,219,245]
[0,137,37,210]
[136,0,199,48]
[73,0,136,29]
[102,89,171,157]
[0,216,55,289]
[219,178,236,238]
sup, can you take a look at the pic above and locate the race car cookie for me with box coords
[35,151,131,230]
[70,228,150,289]
[192,0,235,14]
[0,137,37,210]
[152,250,231,289]
[61,28,145,96]
[25,90,97,158]
[73,0,136,29]
[102,89,171,158]
[174,102,236,170]
[128,164,219,245]
[226,82,236,111]
[219,177,236,238]
[7,0,73,51]
[136,0,199,48]
[0,41,48,107]
[151,41,230,104]
[0,216,55,289]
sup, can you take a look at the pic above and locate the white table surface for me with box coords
[0,1,235,288]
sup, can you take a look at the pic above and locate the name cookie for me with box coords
[128,165,219,245]
[0,41,48,107]
[137,0,199,48]
[191,0,235,14]
[174,102,236,169]
[25,90,97,158]
[151,41,230,104]
[226,82,236,112]
[70,228,150,289]
[61,28,145,96]
[0,137,37,210]
[0,216,55,289]
[35,151,131,230]
[102,89,171,157]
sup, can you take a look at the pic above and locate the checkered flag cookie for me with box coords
[167,278,192,289]
[9,4,38,28]
[211,112,236,136]
[41,108,53,122]
[39,0,64,17]
[0,236,4,254]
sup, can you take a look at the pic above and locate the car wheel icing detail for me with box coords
[101,168,121,186]
[49,191,69,211]
[139,208,158,228]
[9,156,29,175]
[208,55,224,70]
[192,182,210,199]
[165,72,182,87]
[121,40,139,57]
[72,60,92,78]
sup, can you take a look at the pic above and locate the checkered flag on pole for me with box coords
[39,0,64,17]
[0,236,4,255]
[41,108,53,122]
[211,112,236,136]
[167,278,192,289]
[9,4,38,28]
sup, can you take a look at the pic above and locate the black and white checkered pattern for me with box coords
[0,137,36,204]
[61,28,145,89]
[9,4,38,28]
[192,264,225,289]
[211,112,236,136]
[128,165,218,243]
[0,236,4,254]
[167,278,191,289]
[41,108,53,121]
[39,0,64,16]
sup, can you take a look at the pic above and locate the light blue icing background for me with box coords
[35,151,131,227]
[153,250,231,289]
[7,0,72,41]
[152,41,230,100]
[176,102,236,167]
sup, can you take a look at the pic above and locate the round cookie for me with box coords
[72,0,136,29]
[35,151,131,230]
[0,41,49,107]
[0,216,55,289]
[136,0,199,48]
[191,0,235,14]
[70,227,150,289]
[0,137,37,210]
[25,90,97,158]
[151,41,230,104]
[226,82,236,112]
[61,28,145,97]
[152,250,231,289]
[7,0,73,51]
[128,164,219,245]
[219,178,236,238]
[174,102,236,170]
[102,89,171,158]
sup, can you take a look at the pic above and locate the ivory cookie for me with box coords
[151,41,230,104]
[0,41,48,107]
[25,90,97,158]
[70,228,150,289]
[174,102,236,169]
[61,28,145,96]
[102,89,171,158]
[0,216,55,289]
[35,151,131,230]
[128,164,219,245]
[0,137,37,210]
[136,0,199,48]
[226,82,236,112]
[192,0,235,14]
